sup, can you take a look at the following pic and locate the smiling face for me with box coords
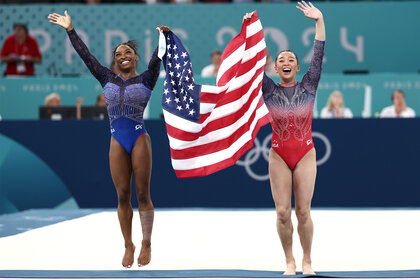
[114,45,138,73]
[274,51,300,84]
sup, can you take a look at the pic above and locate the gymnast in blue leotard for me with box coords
[48,10,170,268]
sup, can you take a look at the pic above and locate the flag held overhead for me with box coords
[160,12,270,178]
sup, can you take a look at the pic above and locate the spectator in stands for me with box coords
[320,90,353,118]
[96,93,106,107]
[44,92,61,107]
[201,50,221,77]
[0,23,42,76]
[380,90,415,118]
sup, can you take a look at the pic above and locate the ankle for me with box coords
[125,243,135,249]
[285,257,296,265]
[302,258,312,265]
[142,240,151,248]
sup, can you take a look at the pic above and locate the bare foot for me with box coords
[283,260,296,275]
[138,240,151,266]
[122,244,135,268]
[302,260,315,275]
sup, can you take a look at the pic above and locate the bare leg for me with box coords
[131,134,154,266]
[109,137,135,268]
[293,148,317,275]
[269,149,295,275]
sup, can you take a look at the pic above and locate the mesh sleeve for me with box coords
[301,40,325,95]
[262,72,276,100]
[67,29,110,87]
[140,47,161,91]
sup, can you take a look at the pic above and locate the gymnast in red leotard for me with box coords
[245,1,325,275]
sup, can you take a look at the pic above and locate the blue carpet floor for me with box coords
[0,209,101,237]
[0,269,420,278]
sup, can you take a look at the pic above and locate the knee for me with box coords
[117,188,131,205]
[295,207,311,224]
[276,207,292,224]
[136,188,151,206]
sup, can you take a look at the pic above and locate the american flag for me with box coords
[159,12,269,178]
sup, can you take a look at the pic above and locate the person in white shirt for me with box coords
[320,90,353,118]
[380,90,416,118]
[201,50,221,77]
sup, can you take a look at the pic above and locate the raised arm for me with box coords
[140,25,170,91]
[140,47,161,91]
[262,72,276,100]
[297,1,326,95]
[48,11,110,86]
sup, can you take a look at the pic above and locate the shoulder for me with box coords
[26,35,38,43]
[381,105,393,112]
[2,35,15,45]
[380,106,394,117]
[406,107,416,116]
[343,108,353,117]
[5,34,15,41]
[320,107,331,118]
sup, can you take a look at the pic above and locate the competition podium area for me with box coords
[0,209,420,278]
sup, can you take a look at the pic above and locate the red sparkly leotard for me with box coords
[262,40,325,170]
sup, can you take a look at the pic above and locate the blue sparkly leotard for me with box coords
[68,29,161,154]
[262,40,325,170]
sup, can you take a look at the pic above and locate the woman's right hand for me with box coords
[48,10,73,31]
[243,11,254,22]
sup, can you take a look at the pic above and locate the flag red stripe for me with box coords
[173,115,269,178]
[245,29,265,51]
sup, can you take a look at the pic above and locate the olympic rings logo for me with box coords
[236,132,332,181]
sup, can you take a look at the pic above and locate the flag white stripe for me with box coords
[216,43,246,84]
[246,20,263,38]
[241,40,266,64]
[171,104,268,170]
[200,102,216,114]
[201,84,228,95]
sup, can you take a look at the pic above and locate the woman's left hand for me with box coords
[157,25,171,33]
[296,1,323,21]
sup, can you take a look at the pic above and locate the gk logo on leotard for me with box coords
[236,132,332,181]
[135,124,142,130]
[307,139,312,146]
[111,128,115,133]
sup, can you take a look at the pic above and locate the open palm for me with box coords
[48,10,72,30]
[297,1,322,21]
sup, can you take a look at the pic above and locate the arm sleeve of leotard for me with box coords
[67,29,110,86]
[262,72,276,100]
[141,47,161,91]
[301,39,325,95]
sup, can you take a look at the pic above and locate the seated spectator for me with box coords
[0,23,42,76]
[44,92,61,107]
[96,93,106,107]
[380,90,415,118]
[76,93,107,119]
[201,50,221,77]
[320,90,353,119]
